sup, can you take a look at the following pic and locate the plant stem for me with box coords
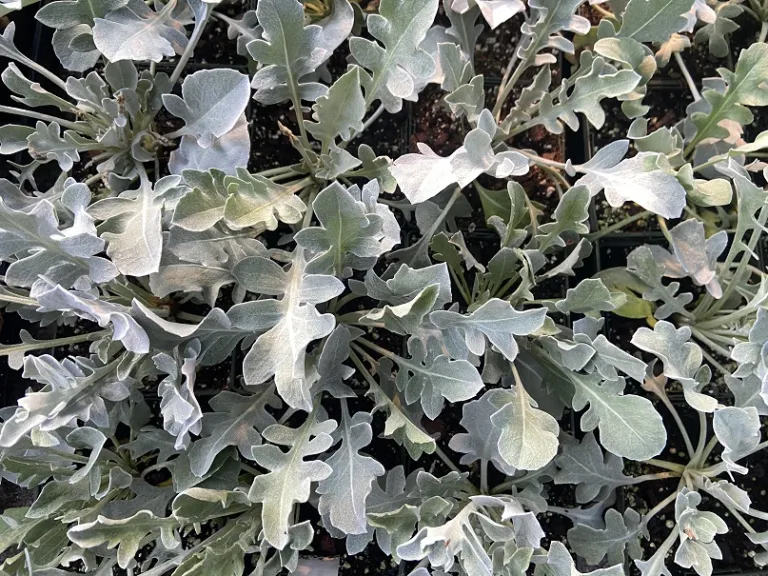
[760,21,768,42]
[434,445,461,474]
[449,266,472,305]
[586,210,652,241]
[480,460,488,494]
[697,435,720,468]
[660,395,696,457]
[513,148,569,170]
[644,458,687,473]
[690,327,733,360]
[0,105,93,135]
[493,59,527,120]
[674,53,701,102]
[350,104,385,142]
[0,330,109,359]
[169,4,212,85]
[643,489,680,526]
[355,337,396,360]
[631,472,679,483]
[693,412,709,467]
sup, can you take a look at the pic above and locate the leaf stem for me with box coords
[659,395,696,457]
[0,105,93,135]
[760,21,768,43]
[674,52,701,102]
[493,58,528,120]
[0,330,109,359]
[169,4,213,86]
[644,458,687,473]
[689,326,733,361]
[642,488,680,526]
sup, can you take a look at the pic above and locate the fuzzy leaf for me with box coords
[575,140,686,218]
[688,44,768,149]
[235,253,344,411]
[449,390,515,474]
[295,182,386,275]
[305,66,366,145]
[554,433,632,504]
[517,0,590,65]
[189,389,278,477]
[90,175,187,276]
[223,168,306,231]
[556,278,618,315]
[0,187,118,289]
[163,69,250,148]
[93,0,187,62]
[248,0,352,104]
[569,372,666,461]
[569,508,646,565]
[618,0,695,42]
[68,511,179,569]
[713,406,760,475]
[317,404,385,534]
[350,0,439,112]
[169,114,250,175]
[155,341,202,451]
[489,383,560,471]
[535,541,623,576]
[431,298,547,361]
[248,413,336,549]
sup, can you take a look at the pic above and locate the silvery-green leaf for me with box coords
[358,144,397,193]
[248,0,352,105]
[392,111,528,203]
[223,168,306,231]
[569,372,666,461]
[517,0,590,65]
[350,0,438,112]
[394,351,484,419]
[0,354,131,447]
[172,169,229,231]
[162,70,250,148]
[449,390,514,475]
[67,510,179,569]
[588,334,647,383]
[555,278,618,315]
[362,284,440,336]
[295,181,385,276]
[687,44,768,150]
[248,413,336,549]
[542,238,593,279]
[353,263,452,309]
[674,489,728,576]
[449,0,524,29]
[668,219,725,298]
[151,227,265,307]
[217,10,261,56]
[93,0,187,62]
[305,66,365,146]
[169,114,250,176]
[444,0,483,59]
[535,59,641,134]
[189,389,278,477]
[155,341,202,450]
[431,298,547,361]
[35,284,148,353]
[131,300,265,365]
[431,231,485,273]
[2,63,70,111]
[0,124,34,154]
[27,121,92,171]
[66,426,108,489]
[631,321,717,412]
[367,358,436,459]
[438,41,473,92]
[627,246,693,319]
[445,74,486,121]
[700,478,751,513]
[574,140,686,218]
[535,541,623,576]
[568,508,646,566]
[317,402,385,535]
[235,253,344,411]
[90,175,187,276]
[27,477,92,518]
[488,383,559,471]
[617,0,694,42]
[713,406,761,475]
[398,497,515,576]
[0,189,117,289]
[534,185,590,251]
[315,326,356,398]
[694,2,742,58]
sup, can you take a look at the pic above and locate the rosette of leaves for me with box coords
[0,0,766,575]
